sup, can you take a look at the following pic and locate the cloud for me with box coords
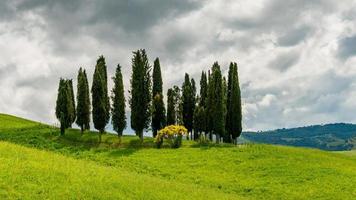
[0,0,356,132]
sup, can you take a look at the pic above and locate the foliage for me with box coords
[91,58,109,142]
[55,78,74,135]
[206,62,225,143]
[166,88,175,125]
[130,49,152,142]
[151,58,166,137]
[67,79,76,127]
[155,125,188,148]
[226,62,242,143]
[182,74,195,136]
[111,64,126,140]
[76,68,91,133]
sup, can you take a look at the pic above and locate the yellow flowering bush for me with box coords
[155,125,188,148]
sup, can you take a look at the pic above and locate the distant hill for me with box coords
[241,123,356,151]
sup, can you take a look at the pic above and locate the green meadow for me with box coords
[0,113,355,199]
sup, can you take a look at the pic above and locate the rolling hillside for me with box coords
[242,123,356,151]
[0,113,356,199]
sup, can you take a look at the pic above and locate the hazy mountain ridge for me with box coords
[242,123,356,151]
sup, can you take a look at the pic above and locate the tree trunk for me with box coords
[138,130,143,143]
[80,126,84,135]
[118,135,122,145]
[216,134,220,144]
[60,124,65,136]
[98,130,103,143]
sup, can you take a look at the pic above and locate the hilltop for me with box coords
[0,113,355,199]
[242,123,356,151]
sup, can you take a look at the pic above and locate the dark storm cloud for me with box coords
[338,35,356,60]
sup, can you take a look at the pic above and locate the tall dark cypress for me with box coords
[182,73,194,139]
[222,76,228,142]
[92,62,108,142]
[199,71,208,107]
[166,88,175,125]
[83,69,91,130]
[76,68,91,134]
[227,63,242,143]
[67,79,76,127]
[111,64,126,143]
[130,49,152,142]
[209,62,224,143]
[206,70,214,141]
[151,58,166,137]
[96,56,110,125]
[191,78,197,140]
[55,78,71,135]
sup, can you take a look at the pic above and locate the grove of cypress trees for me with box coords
[55,78,71,135]
[151,58,166,137]
[130,49,152,142]
[226,62,242,144]
[76,68,91,134]
[166,88,176,125]
[111,64,126,143]
[92,58,109,142]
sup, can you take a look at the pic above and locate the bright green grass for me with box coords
[0,113,356,199]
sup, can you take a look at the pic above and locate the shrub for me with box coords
[155,125,188,148]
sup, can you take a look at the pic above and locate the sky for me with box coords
[1,0,356,132]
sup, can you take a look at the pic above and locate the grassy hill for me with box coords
[0,113,355,199]
[242,123,356,151]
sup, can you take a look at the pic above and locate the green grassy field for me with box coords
[0,113,355,199]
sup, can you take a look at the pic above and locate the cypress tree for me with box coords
[111,64,126,143]
[76,68,91,134]
[152,93,166,137]
[96,56,110,125]
[182,73,194,139]
[151,57,166,137]
[130,49,152,142]
[152,58,163,97]
[191,78,197,140]
[206,70,214,141]
[166,88,176,125]
[208,62,224,143]
[55,78,71,135]
[83,70,91,130]
[92,62,108,142]
[222,76,228,142]
[199,71,208,138]
[199,71,208,107]
[66,79,76,127]
[226,63,242,143]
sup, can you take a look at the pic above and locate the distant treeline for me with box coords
[55,49,242,144]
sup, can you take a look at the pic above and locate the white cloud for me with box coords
[1,0,356,131]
